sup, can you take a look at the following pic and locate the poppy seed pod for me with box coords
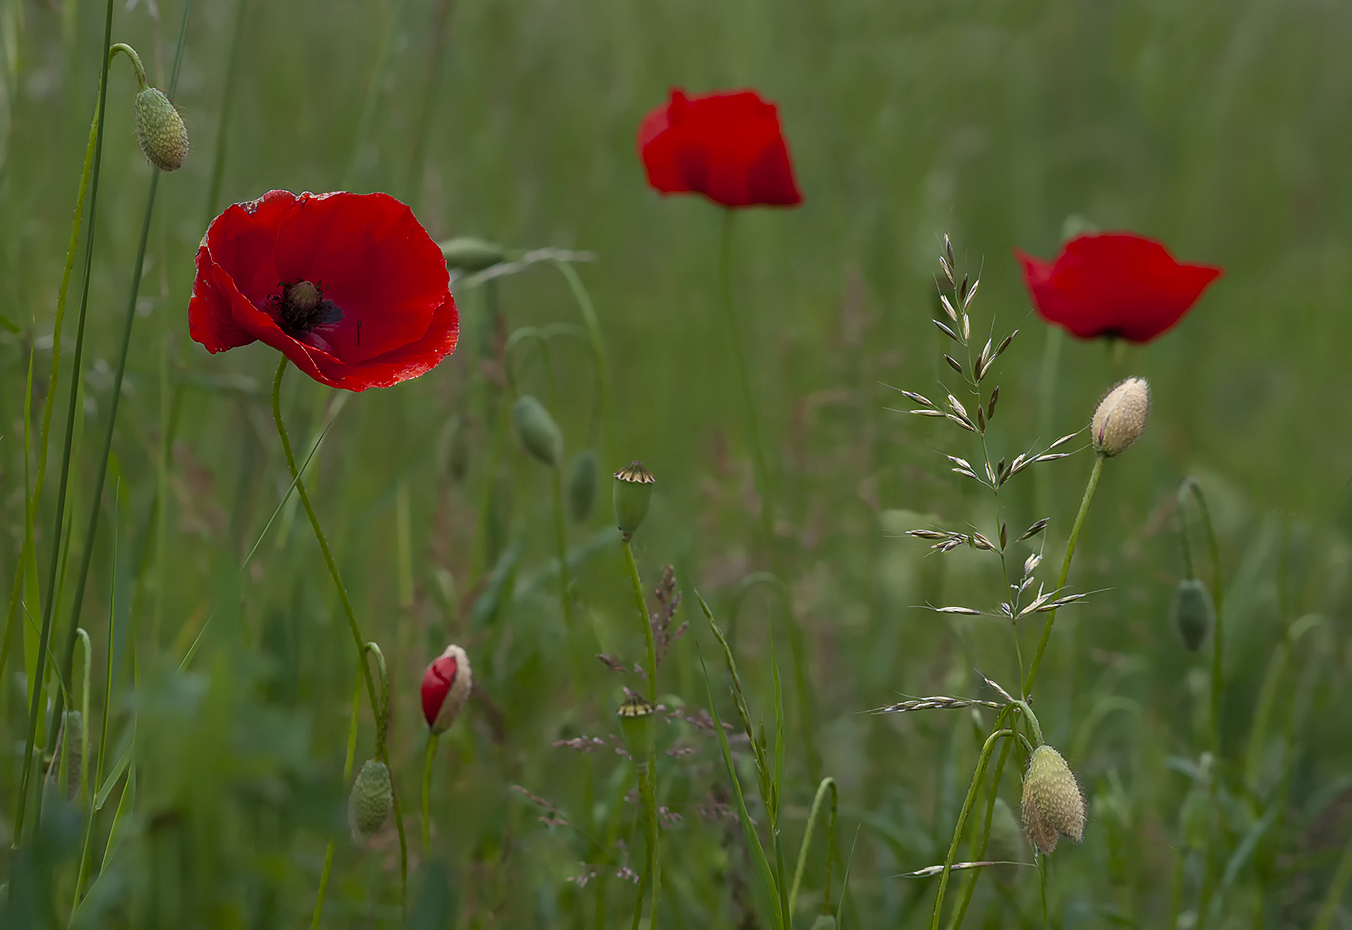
[440,237,508,272]
[348,759,393,844]
[613,461,655,538]
[1091,377,1150,457]
[134,87,189,172]
[1172,578,1215,651]
[617,693,655,762]
[422,644,473,735]
[513,395,563,468]
[568,450,598,522]
[1021,745,1085,855]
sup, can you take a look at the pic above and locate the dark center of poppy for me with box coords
[269,279,343,336]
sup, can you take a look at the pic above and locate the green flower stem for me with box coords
[943,718,1015,930]
[929,729,1016,930]
[1021,454,1104,698]
[621,538,656,705]
[272,358,408,910]
[365,642,390,758]
[621,537,660,925]
[312,679,362,929]
[11,0,118,847]
[422,733,439,851]
[718,209,820,783]
[109,43,148,90]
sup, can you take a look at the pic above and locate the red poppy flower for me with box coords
[637,88,802,208]
[422,645,472,735]
[189,190,458,391]
[1016,233,1222,343]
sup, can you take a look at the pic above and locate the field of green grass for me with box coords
[3,0,1352,927]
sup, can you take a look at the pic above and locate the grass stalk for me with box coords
[12,0,117,847]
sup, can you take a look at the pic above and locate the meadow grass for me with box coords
[2,0,1352,926]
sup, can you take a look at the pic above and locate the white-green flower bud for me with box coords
[1172,578,1215,651]
[513,395,563,468]
[349,759,393,844]
[1021,745,1085,855]
[1091,377,1150,457]
[568,450,598,522]
[134,87,189,172]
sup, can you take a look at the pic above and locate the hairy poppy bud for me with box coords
[422,644,472,735]
[134,87,189,172]
[1172,579,1214,651]
[1021,745,1085,855]
[617,693,655,762]
[1091,377,1150,457]
[568,450,598,521]
[513,395,563,468]
[349,759,393,843]
[613,461,655,538]
[440,237,508,272]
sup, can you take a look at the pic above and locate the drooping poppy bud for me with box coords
[1091,378,1150,457]
[134,87,189,172]
[1172,578,1215,651]
[613,461,655,538]
[440,237,508,272]
[1021,745,1085,855]
[616,693,655,762]
[422,644,473,735]
[349,759,393,843]
[513,395,563,468]
[568,450,598,522]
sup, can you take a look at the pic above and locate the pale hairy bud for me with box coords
[134,87,189,172]
[348,759,393,844]
[1091,377,1150,457]
[1021,745,1086,855]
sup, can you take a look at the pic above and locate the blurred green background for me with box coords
[2,0,1352,926]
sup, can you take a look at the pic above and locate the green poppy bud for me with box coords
[613,460,655,538]
[348,759,393,844]
[134,87,189,172]
[1171,578,1214,651]
[440,237,508,272]
[513,395,563,468]
[1020,745,1085,855]
[616,693,655,762]
[568,450,598,522]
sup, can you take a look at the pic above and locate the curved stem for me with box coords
[365,642,390,757]
[109,42,149,89]
[422,733,439,851]
[273,359,408,910]
[12,0,118,847]
[789,777,838,916]
[930,729,1016,930]
[312,679,362,929]
[1021,454,1104,698]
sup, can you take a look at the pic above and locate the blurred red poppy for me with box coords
[1016,233,1221,343]
[638,88,802,208]
[189,190,458,391]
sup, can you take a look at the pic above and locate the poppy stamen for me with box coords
[269,279,344,336]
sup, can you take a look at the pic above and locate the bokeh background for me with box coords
[2,0,1352,926]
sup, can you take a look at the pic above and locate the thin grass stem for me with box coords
[789,777,838,916]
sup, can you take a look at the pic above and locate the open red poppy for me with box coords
[189,190,458,391]
[638,88,802,209]
[1016,233,1222,343]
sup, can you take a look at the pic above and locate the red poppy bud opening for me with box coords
[637,88,802,209]
[189,190,459,391]
[422,644,472,734]
[1016,233,1222,343]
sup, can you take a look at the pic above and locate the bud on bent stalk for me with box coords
[422,644,473,735]
[440,237,508,272]
[1020,744,1085,855]
[349,759,394,844]
[513,395,563,468]
[1172,578,1215,651]
[568,450,598,522]
[613,460,655,538]
[134,87,189,172]
[1091,377,1150,457]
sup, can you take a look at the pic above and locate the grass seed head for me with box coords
[1091,377,1150,457]
[1172,578,1215,651]
[513,395,563,468]
[134,87,188,172]
[348,759,393,844]
[1021,744,1085,855]
[613,460,655,537]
